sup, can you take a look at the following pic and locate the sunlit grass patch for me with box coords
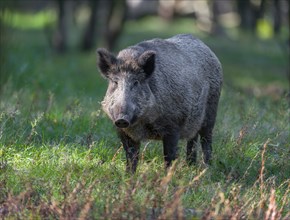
[0,9,56,29]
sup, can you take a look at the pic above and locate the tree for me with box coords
[103,0,127,51]
[273,0,282,35]
[52,0,67,53]
[81,0,99,51]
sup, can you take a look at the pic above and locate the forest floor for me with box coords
[0,16,289,219]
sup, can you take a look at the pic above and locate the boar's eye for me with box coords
[111,79,118,86]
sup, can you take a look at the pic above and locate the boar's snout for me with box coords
[113,102,136,128]
[115,116,130,128]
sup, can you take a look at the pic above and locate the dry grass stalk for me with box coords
[38,176,98,220]
[241,150,260,180]
[160,160,177,188]
[111,145,123,162]
[236,125,249,146]
[258,139,271,216]
[159,167,207,220]
[1,137,288,219]
[158,187,184,220]
[279,181,290,217]
[0,187,32,218]
[265,188,279,220]
[141,141,151,163]
[78,184,95,220]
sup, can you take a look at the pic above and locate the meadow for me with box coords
[0,16,289,219]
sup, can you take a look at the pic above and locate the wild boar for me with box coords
[97,34,222,173]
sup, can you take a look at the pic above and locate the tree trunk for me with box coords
[211,0,225,36]
[0,5,7,88]
[237,0,252,30]
[273,0,282,35]
[104,0,127,51]
[253,0,266,30]
[53,0,67,53]
[81,0,99,51]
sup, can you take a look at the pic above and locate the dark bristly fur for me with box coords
[97,34,223,173]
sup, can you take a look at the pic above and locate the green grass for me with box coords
[0,16,289,219]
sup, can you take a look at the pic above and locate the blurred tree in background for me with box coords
[0,0,289,88]
[0,0,288,53]
[0,0,288,88]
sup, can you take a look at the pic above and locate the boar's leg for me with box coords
[200,92,220,165]
[118,130,140,173]
[186,134,199,165]
[199,128,213,165]
[162,132,179,168]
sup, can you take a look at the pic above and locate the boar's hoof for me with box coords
[115,118,130,128]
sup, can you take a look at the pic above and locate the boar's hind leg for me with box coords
[163,132,179,168]
[186,134,198,165]
[199,96,219,165]
[199,128,212,164]
[118,131,140,173]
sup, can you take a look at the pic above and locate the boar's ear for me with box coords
[138,50,156,77]
[97,48,117,78]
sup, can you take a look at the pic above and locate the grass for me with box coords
[0,16,290,219]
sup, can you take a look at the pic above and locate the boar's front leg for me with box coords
[163,132,179,168]
[118,130,140,173]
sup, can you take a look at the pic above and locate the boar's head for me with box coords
[97,48,156,129]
